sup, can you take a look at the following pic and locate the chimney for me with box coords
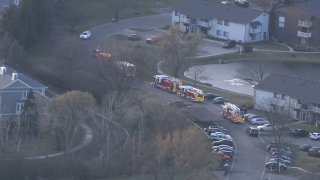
[12,73,18,80]
[0,66,7,75]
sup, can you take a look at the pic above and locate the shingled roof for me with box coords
[255,73,320,103]
[175,0,265,24]
[0,66,47,89]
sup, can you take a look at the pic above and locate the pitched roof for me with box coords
[255,73,320,103]
[0,66,47,89]
[175,0,265,24]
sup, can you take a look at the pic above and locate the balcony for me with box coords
[292,103,301,109]
[298,21,312,28]
[297,31,311,38]
[249,27,262,34]
[311,107,320,114]
[198,21,209,27]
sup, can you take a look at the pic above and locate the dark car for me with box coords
[299,144,312,152]
[208,125,228,134]
[307,147,320,157]
[213,97,228,104]
[246,127,259,137]
[265,162,287,172]
[222,40,236,48]
[289,128,309,138]
[127,34,141,41]
[234,0,249,8]
[204,93,219,101]
[212,139,234,147]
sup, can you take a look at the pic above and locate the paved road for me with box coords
[73,13,291,180]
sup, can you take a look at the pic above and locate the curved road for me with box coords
[75,13,268,180]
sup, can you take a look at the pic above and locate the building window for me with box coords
[278,16,285,28]
[223,31,229,37]
[273,92,280,99]
[281,94,286,100]
[216,30,222,36]
[301,38,306,45]
[16,102,24,114]
[217,19,223,25]
[174,11,179,16]
[22,91,28,99]
[224,20,229,26]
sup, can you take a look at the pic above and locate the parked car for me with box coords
[221,1,231,5]
[243,113,255,121]
[307,147,320,157]
[128,33,141,41]
[265,162,287,172]
[222,40,236,48]
[247,114,260,122]
[272,155,292,162]
[270,148,292,156]
[213,97,228,104]
[299,144,312,152]
[267,143,290,152]
[257,124,275,131]
[289,128,309,138]
[250,118,270,125]
[271,152,292,159]
[212,139,234,147]
[80,31,92,39]
[269,158,291,166]
[246,127,259,137]
[212,145,234,150]
[204,93,219,101]
[209,133,232,141]
[208,125,228,133]
[213,147,235,154]
[309,132,320,140]
[208,128,228,135]
[234,0,249,8]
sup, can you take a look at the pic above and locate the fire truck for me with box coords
[93,48,112,61]
[221,102,245,123]
[177,86,205,102]
[152,75,182,93]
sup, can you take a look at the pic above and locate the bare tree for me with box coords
[48,91,96,153]
[161,26,202,77]
[236,61,270,84]
[186,65,208,85]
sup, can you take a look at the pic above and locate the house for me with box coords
[172,0,269,43]
[254,73,320,124]
[0,65,49,117]
[271,0,320,49]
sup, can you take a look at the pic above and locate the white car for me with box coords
[209,133,233,141]
[257,124,275,131]
[309,133,320,140]
[80,31,92,39]
[250,118,270,125]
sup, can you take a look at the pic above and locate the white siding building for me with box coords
[254,74,320,125]
[172,0,269,43]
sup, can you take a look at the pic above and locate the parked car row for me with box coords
[205,125,235,161]
[265,143,292,172]
[299,144,320,157]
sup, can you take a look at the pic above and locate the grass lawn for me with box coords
[252,41,290,51]
[288,122,320,133]
[290,145,320,173]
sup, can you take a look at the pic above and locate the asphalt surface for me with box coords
[73,12,315,180]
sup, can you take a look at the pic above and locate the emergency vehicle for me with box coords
[221,102,245,123]
[177,86,205,102]
[116,61,136,77]
[152,75,182,93]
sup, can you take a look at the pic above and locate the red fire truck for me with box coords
[152,75,182,93]
[222,102,245,123]
[177,86,205,102]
